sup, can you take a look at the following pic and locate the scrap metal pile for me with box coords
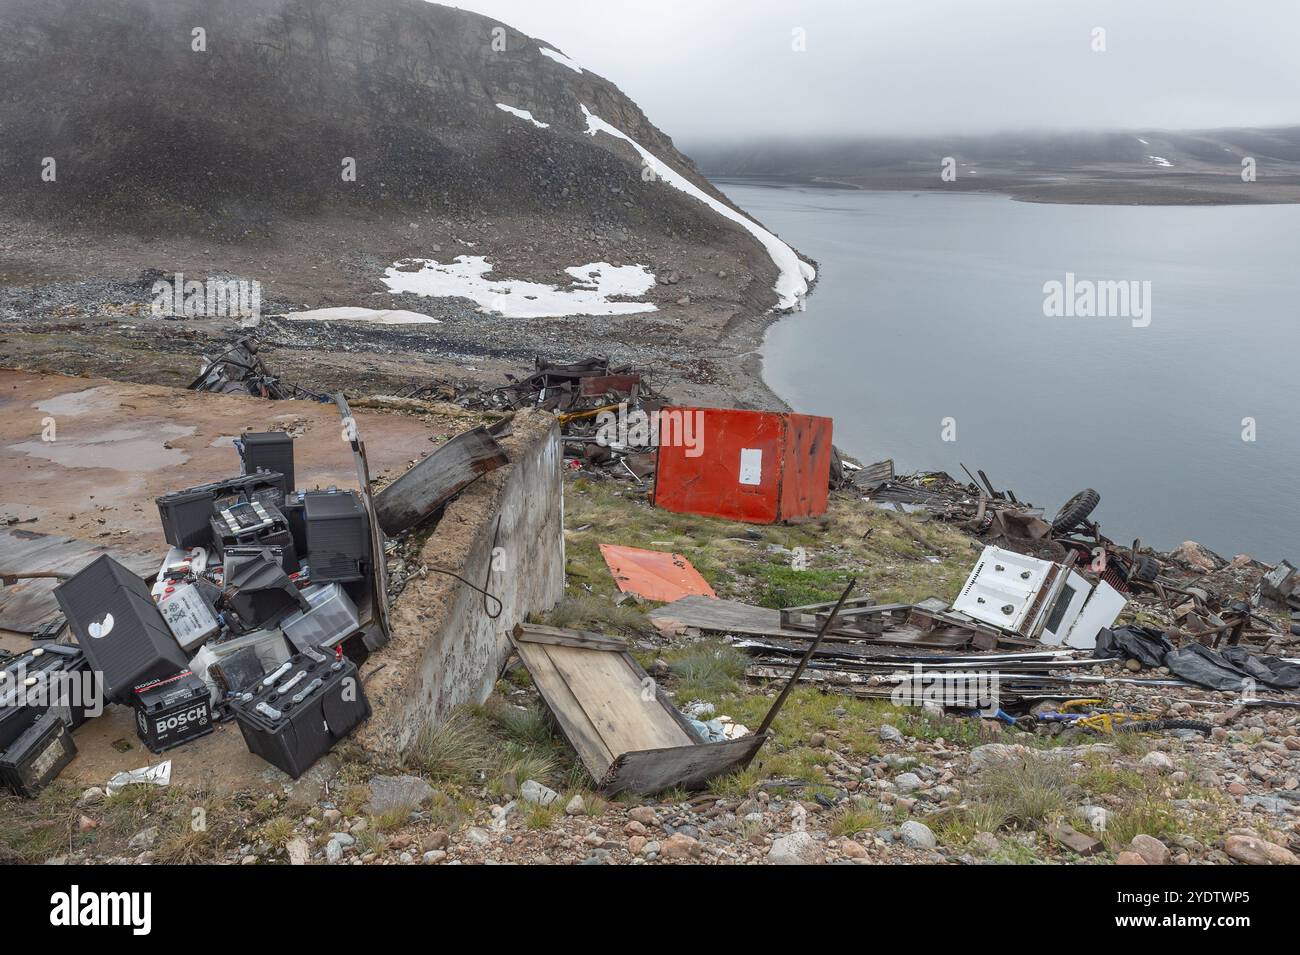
[188,336,330,402]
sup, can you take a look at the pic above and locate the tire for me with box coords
[1051,488,1100,534]
[1130,554,1161,583]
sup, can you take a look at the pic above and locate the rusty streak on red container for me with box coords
[651,406,833,524]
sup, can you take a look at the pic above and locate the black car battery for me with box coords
[303,489,370,584]
[240,432,296,494]
[221,551,308,630]
[0,712,77,797]
[0,645,93,749]
[53,555,190,703]
[157,471,288,548]
[281,491,308,557]
[210,501,296,565]
[223,541,299,577]
[131,670,214,753]
[233,649,370,779]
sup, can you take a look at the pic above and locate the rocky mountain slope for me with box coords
[0,0,813,408]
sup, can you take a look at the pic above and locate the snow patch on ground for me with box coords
[580,105,814,310]
[381,256,657,318]
[279,307,442,326]
[1148,155,1173,167]
[1137,137,1150,146]
[496,104,549,128]
[539,47,582,73]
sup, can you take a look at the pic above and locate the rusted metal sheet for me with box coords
[598,544,716,602]
[0,529,155,633]
[373,425,508,535]
[578,373,640,398]
[651,407,832,524]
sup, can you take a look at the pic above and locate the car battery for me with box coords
[131,670,215,753]
[281,491,308,556]
[222,551,308,631]
[0,712,77,797]
[54,555,190,703]
[223,542,299,577]
[233,649,370,779]
[0,645,94,744]
[304,489,370,584]
[151,545,210,599]
[210,501,296,563]
[157,582,221,652]
[240,432,296,493]
[156,487,217,548]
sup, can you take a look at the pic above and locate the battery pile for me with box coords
[0,431,376,796]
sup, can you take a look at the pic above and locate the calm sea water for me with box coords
[713,178,1300,559]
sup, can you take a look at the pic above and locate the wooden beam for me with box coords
[373,425,508,535]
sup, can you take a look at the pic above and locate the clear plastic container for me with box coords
[279,583,360,652]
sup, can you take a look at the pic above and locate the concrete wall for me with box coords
[355,411,565,760]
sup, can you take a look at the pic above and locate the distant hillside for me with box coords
[690,127,1300,204]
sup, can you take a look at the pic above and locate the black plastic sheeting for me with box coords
[1097,625,1300,692]
[1094,625,1174,669]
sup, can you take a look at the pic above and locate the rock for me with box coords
[424,830,450,851]
[660,833,698,860]
[899,820,936,850]
[1116,851,1147,865]
[893,772,923,793]
[364,774,435,815]
[77,787,105,808]
[520,779,559,806]
[840,839,867,859]
[1046,823,1102,856]
[564,794,586,816]
[1223,834,1299,865]
[627,835,647,856]
[463,827,492,846]
[1080,805,1111,833]
[879,724,903,743]
[624,820,648,837]
[423,850,447,864]
[286,837,310,866]
[971,832,999,853]
[628,806,657,825]
[330,832,355,847]
[969,743,1028,770]
[1130,834,1172,865]
[76,815,98,832]
[127,827,158,852]
[325,838,344,864]
[1175,541,1223,573]
[768,831,824,865]
[1139,751,1177,773]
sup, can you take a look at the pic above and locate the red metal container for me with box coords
[651,407,833,524]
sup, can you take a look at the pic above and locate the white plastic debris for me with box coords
[106,760,172,795]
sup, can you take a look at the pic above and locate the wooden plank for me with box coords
[602,736,766,795]
[373,425,508,535]
[543,644,694,753]
[512,639,615,776]
[513,622,628,652]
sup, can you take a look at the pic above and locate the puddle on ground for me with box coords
[9,423,196,471]
[32,386,119,416]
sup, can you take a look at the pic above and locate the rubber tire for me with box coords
[1051,488,1100,534]
[1130,554,1161,583]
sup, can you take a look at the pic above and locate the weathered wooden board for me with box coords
[374,425,508,535]
[601,736,766,796]
[0,529,156,633]
[510,623,767,794]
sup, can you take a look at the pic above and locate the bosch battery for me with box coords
[233,649,369,779]
[131,670,214,753]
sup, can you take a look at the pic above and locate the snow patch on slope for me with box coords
[1148,155,1173,167]
[580,105,814,310]
[279,307,441,326]
[382,257,657,318]
[496,103,549,128]
[539,47,582,73]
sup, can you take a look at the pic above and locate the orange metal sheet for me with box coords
[599,544,718,603]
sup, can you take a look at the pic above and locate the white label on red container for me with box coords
[739,448,762,485]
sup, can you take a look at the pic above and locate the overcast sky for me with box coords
[444,0,1300,144]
